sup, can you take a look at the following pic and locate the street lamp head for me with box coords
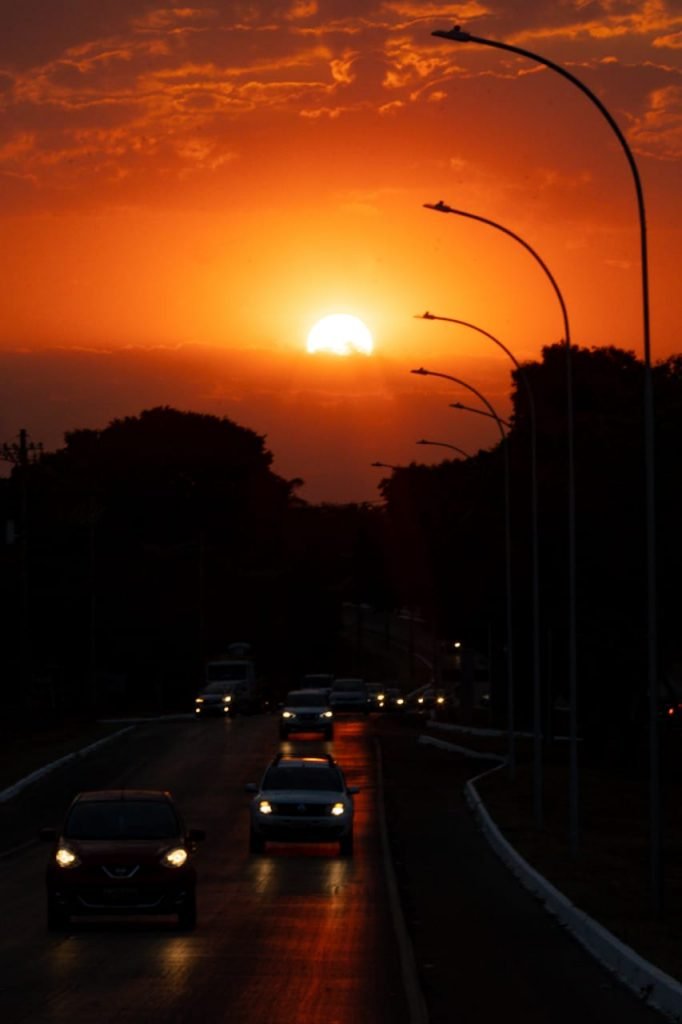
[414,311,436,320]
[423,200,451,214]
[411,367,430,376]
[416,439,428,445]
[432,26,472,42]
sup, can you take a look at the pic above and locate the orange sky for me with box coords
[1,1,680,502]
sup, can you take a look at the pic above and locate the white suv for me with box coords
[245,753,358,856]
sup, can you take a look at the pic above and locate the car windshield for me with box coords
[207,664,247,682]
[202,681,233,695]
[332,681,365,692]
[64,801,180,839]
[286,691,328,707]
[262,766,343,792]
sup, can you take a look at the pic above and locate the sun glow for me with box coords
[306,314,374,356]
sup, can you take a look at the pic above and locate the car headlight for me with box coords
[55,845,80,869]
[377,693,385,702]
[195,697,204,704]
[436,696,445,705]
[162,847,189,868]
[281,710,295,719]
[222,694,232,703]
[417,696,424,705]
[330,803,346,817]
[321,710,333,719]
[396,698,405,706]
[258,800,273,815]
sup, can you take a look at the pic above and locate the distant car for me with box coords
[329,677,370,713]
[194,681,236,717]
[245,753,359,856]
[412,687,453,712]
[41,789,205,931]
[366,683,384,710]
[376,687,407,713]
[279,688,334,740]
[301,673,335,692]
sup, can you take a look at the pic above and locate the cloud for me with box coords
[628,83,682,158]
[653,31,682,48]
[509,0,682,45]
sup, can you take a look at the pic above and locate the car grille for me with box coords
[270,802,330,817]
[77,887,168,909]
[102,864,140,879]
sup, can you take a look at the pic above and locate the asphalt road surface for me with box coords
[0,712,667,1024]
[0,714,407,1024]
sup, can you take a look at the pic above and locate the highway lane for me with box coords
[0,714,409,1024]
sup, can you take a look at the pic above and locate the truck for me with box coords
[195,643,267,717]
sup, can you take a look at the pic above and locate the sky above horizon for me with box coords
[1,1,680,502]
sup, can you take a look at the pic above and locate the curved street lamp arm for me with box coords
[421,205,570,346]
[432,26,649,365]
[450,401,510,431]
[411,366,507,442]
[417,310,538,420]
[416,438,471,458]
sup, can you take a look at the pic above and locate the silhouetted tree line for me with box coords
[2,343,682,764]
[377,343,682,766]
[0,407,380,717]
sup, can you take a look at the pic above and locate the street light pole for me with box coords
[419,309,544,830]
[432,20,659,906]
[412,367,516,778]
[416,439,471,459]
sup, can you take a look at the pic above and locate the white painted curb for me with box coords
[0,726,135,803]
[418,732,682,1021]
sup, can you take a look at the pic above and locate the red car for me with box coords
[41,789,205,931]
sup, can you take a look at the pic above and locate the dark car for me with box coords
[279,688,334,739]
[376,686,407,713]
[41,789,205,931]
[245,753,359,856]
[194,680,237,717]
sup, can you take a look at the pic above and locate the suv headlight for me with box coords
[222,694,232,703]
[162,847,189,868]
[281,710,294,719]
[321,710,333,719]
[330,803,345,817]
[258,800,273,815]
[195,697,204,704]
[55,845,81,869]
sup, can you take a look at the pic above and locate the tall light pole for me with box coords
[416,439,471,459]
[419,309,543,830]
[432,21,658,905]
[1,429,43,713]
[423,200,576,842]
[411,367,516,778]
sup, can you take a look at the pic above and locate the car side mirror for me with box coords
[244,783,258,793]
[40,827,57,841]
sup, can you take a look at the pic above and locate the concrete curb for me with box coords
[375,739,430,1024]
[417,732,682,1022]
[0,726,136,803]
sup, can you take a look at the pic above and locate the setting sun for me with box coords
[306,314,374,357]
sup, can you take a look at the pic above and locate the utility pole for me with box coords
[1,429,43,711]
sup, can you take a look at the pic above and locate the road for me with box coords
[0,714,408,1024]
[0,712,668,1024]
